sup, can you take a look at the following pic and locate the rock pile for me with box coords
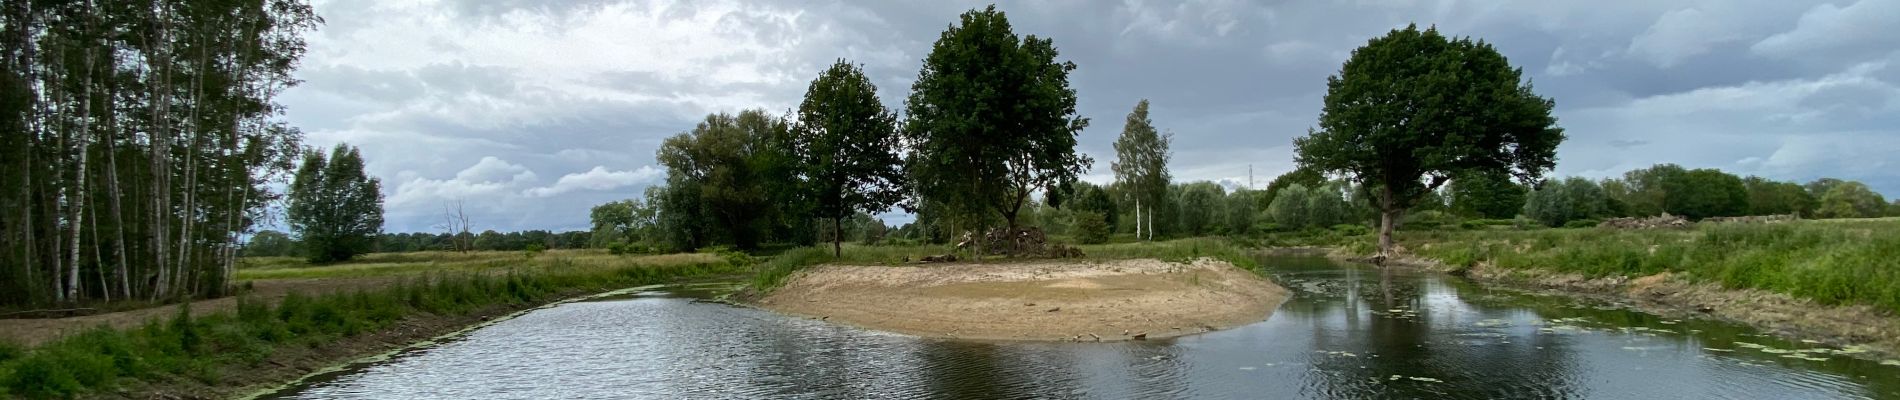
[1597,214,1690,229]
[1700,214,1798,224]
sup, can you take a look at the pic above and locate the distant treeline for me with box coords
[240,230,594,257]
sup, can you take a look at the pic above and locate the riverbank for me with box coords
[0,254,740,399]
[756,258,1289,342]
[1335,218,1900,358]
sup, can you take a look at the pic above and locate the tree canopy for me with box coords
[655,110,801,251]
[1816,181,1888,219]
[1294,25,1564,256]
[792,60,908,256]
[287,144,385,263]
[1523,177,1609,227]
[1447,170,1528,219]
[1112,99,1173,238]
[904,5,1090,235]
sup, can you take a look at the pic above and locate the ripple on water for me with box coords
[270,257,1900,400]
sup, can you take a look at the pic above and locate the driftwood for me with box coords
[953,227,1086,258]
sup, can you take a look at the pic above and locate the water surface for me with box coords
[268,255,1900,399]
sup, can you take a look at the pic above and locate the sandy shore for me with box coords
[756,258,1289,342]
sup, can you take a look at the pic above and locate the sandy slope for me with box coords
[757,258,1289,342]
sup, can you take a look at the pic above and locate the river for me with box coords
[265,254,1900,399]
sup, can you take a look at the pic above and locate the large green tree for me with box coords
[1446,170,1528,219]
[1293,25,1564,257]
[792,60,907,256]
[1112,99,1173,239]
[1741,176,1816,217]
[655,110,798,251]
[287,144,385,263]
[1660,168,1748,220]
[1816,181,1888,219]
[1523,177,1609,227]
[904,6,1091,241]
[1174,181,1224,236]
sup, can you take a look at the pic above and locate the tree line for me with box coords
[591,20,1897,256]
[2,0,321,307]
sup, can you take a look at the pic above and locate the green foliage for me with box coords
[1330,224,1371,236]
[1816,181,1888,219]
[906,5,1091,232]
[1071,211,1111,244]
[1066,182,1119,231]
[588,198,658,249]
[792,60,909,255]
[1174,182,1224,236]
[1605,164,1685,217]
[1742,176,1815,216]
[1262,167,1325,210]
[1447,170,1528,219]
[1562,219,1601,228]
[1401,210,1459,231]
[1294,25,1563,252]
[0,259,737,397]
[288,144,387,263]
[1112,99,1173,236]
[241,230,300,258]
[655,110,802,251]
[751,247,835,291]
[1397,220,1900,312]
[1223,189,1260,236]
[1661,168,1749,220]
[1523,177,1609,227]
[1266,183,1354,231]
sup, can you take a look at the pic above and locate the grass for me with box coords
[0,255,740,398]
[236,250,720,280]
[1363,218,1900,312]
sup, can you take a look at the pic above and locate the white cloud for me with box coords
[524,166,662,197]
[1752,0,1900,60]
[1626,7,1746,68]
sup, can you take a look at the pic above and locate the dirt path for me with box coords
[0,277,399,347]
[757,258,1290,342]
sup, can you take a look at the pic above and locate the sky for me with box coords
[276,0,1900,233]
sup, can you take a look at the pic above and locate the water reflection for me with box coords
[268,255,1899,399]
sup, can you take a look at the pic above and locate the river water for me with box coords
[266,254,1900,399]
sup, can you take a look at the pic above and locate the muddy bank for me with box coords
[1329,248,1900,358]
[755,258,1290,342]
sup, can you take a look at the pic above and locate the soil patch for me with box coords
[756,258,1290,342]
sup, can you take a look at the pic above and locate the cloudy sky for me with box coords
[278,0,1900,233]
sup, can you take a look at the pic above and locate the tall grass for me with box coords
[1390,219,1900,311]
[1080,237,1262,270]
[0,259,738,398]
[236,250,719,280]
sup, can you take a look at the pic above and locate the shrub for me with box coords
[1562,219,1600,228]
[523,244,546,258]
[1330,224,1370,236]
[1071,211,1110,244]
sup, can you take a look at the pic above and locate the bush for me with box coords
[1330,224,1370,236]
[1071,211,1110,244]
[523,244,546,258]
[1400,210,1458,231]
[1562,219,1601,228]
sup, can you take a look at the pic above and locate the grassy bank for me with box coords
[0,256,741,398]
[1361,219,1900,312]
[236,250,720,280]
[748,237,1264,292]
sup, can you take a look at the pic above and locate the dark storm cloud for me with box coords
[279,0,1900,232]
